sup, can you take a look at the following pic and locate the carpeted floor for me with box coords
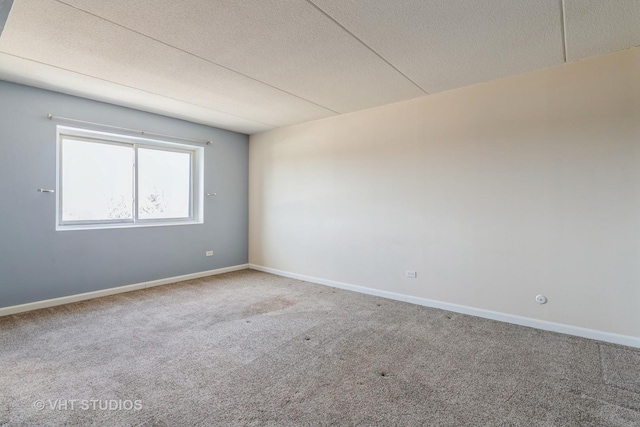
[1,269,639,426]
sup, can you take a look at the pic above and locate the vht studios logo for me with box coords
[34,399,143,411]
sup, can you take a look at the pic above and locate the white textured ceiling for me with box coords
[0,0,638,134]
[310,0,565,94]
[564,0,640,61]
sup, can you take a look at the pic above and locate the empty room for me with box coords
[1,0,639,425]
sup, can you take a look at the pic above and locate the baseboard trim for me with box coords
[249,264,640,349]
[0,264,249,317]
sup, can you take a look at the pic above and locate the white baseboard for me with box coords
[249,264,640,349]
[0,264,249,317]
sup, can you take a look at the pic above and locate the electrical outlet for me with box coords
[406,270,417,278]
[205,251,213,257]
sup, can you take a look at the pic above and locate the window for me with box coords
[57,126,203,230]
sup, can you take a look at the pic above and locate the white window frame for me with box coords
[56,126,204,231]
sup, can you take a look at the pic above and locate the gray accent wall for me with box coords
[0,0,12,36]
[0,80,248,307]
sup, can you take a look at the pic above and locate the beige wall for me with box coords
[249,47,640,339]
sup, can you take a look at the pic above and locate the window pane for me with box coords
[61,139,133,222]
[138,148,191,219]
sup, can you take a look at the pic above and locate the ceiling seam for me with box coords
[304,0,429,95]
[52,0,341,115]
[560,0,568,62]
[0,51,277,129]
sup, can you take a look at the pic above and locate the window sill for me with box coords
[56,220,203,231]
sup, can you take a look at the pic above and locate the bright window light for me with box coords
[57,126,203,230]
[61,139,134,222]
[138,147,192,220]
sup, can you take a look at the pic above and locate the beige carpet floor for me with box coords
[1,269,639,426]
